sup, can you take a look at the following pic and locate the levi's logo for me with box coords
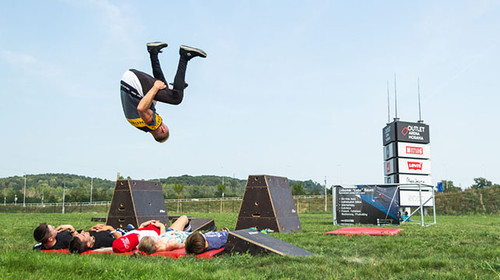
[406,146,423,155]
[408,162,422,170]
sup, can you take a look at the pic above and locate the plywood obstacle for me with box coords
[235,175,301,233]
[106,180,169,229]
[225,228,313,256]
[169,216,216,232]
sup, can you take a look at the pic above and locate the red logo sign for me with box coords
[401,127,409,136]
[386,162,391,173]
[406,146,423,155]
[408,162,422,170]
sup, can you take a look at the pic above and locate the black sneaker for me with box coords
[147,42,168,54]
[169,82,188,89]
[180,45,207,59]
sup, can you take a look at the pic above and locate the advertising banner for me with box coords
[383,123,396,146]
[397,158,431,174]
[385,174,432,184]
[336,185,400,225]
[384,142,431,160]
[383,143,395,160]
[397,142,431,159]
[384,159,396,175]
[383,121,430,145]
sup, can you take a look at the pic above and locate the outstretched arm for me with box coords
[150,221,166,234]
[138,220,162,228]
[89,224,122,238]
[137,80,166,124]
[55,224,76,234]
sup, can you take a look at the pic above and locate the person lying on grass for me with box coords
[113,215,191,253]
[184,228,229,255]
[137,226,229,255]
[136,215,192,255]
[69,224,124,254]
[33,223,78,250]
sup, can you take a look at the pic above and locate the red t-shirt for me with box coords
[112,224,161,252]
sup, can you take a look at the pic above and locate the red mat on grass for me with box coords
[42,248,224,258]
[324,227,403,236]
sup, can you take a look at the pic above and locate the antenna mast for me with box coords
[417,77,423,123]
[394,73,399,121]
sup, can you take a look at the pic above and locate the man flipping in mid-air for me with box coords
[120,42,206,142]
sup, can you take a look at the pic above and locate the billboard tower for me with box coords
[383,77,431,184]
[383,121,431,184]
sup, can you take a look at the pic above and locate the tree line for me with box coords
[1,173,496,204]
[0,173,325,203]
[439,177,499,192]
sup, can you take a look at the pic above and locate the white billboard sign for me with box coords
[385,174,432,185]
[384,158,431,175]
[397,142,431,159]
[398,158,431,174]
[384,142,431,160]
[400,186,434,207]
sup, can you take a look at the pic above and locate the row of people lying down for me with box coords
[32,215,229,255]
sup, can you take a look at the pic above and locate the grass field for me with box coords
[0,212,499,280]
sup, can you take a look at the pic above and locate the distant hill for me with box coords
[0,173,324,203]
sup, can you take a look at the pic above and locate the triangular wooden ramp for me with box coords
[235,175,301,232]
[225,229,313,256]
[106,180,169,228]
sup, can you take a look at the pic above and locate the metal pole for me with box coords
[394,73,399,120]
[432,186,437,224]
[324,177,327,212]
[418,184,424,226]
[62,183,66,214]
[23,175,26,207]
[90,177,93,203]
[417,78,423,122]
[332,186,337,225]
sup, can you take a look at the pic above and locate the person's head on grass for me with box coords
[69,231,95,254]
[34,223,57,246]
[138,236,160,255]
[184,232,207,254]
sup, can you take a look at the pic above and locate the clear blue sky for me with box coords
[1,0,499,189]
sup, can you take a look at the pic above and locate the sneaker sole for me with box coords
[180,45,207,57]
[147,42,168,47]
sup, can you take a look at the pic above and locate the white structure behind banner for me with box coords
[400,185,433,207]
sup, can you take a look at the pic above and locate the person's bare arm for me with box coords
[150,221,166,234]
[137,80,166,124]
[89,224,122,238]
[55,225,75,233]
[139,220,160,229]
[164,240,185,251]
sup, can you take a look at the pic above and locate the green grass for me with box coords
[0,212,499,280]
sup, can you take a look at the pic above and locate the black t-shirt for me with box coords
[90,231,115,249]
[33,231,73,250]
